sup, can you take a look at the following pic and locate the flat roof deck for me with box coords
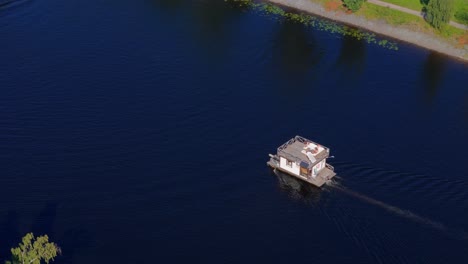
[277,136,329,168]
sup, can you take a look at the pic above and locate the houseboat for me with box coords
[267,136,336,187]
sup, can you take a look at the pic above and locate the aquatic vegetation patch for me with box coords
[228,0,399,50]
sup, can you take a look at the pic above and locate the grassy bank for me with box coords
[262,0,467,59]
[357,2,467,44]
[358,3,424,26]
[380,0,421,10]
[381,0,468,25]
[319,0,467,48]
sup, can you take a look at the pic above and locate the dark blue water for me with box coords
[1,0,467,263]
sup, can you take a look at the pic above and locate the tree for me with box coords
[342,0,366,12]
[5,233,60,264]
[425,0,455,29]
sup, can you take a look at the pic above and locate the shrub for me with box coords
[454,9,468,25]
[342,0,366,12]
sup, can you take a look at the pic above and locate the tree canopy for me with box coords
[425,0,455,29]
[5,233,60,264]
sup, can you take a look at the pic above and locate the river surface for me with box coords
[1,0,467,263]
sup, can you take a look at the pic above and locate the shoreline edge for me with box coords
[265,0,468,62]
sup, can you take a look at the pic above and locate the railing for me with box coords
[295,136,308,143]
[326,163,335,171]
[295,135,330,153]
[277,138,295,152]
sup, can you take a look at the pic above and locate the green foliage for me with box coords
[425,0,455,29]
[229,0,398,50]
[453,2,468,25]
[454,10,468,24]
[263,3,285,16]
[5,233,60,264]
[342,0,366,12]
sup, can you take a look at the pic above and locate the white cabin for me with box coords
[267,136,335,187]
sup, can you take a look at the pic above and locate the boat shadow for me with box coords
[271,169,323,205]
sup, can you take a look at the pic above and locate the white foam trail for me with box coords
[330,183,468,241]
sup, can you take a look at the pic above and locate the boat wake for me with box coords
[327,181,468,241]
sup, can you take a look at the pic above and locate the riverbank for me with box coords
[265,0,468,61]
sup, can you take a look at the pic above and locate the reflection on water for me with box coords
[421,52,446,104]
[335,34,366,79]
[192,0,242,34]
[272,21,323,79]
[465,96,468,122]
[0,0,28,9]
[273,169,322,204]
[152,0,248,60]
[0,210,19,261]
[188,0,247,58]
[152,0,185,11]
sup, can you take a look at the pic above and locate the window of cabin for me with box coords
[286,160,293,168]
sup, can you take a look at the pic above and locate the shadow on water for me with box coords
[58,228,93,264]
[272,20,323,82]
[334,34,366,82]
[421,52,446,104]
[186,0,248,60]
[465,95,468,122]
[0,210,20,261]
[329,181,468,241]
[151,0,185,11]
[31,202,58,238]
[273,169,323,205]
[0,0,28,9]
